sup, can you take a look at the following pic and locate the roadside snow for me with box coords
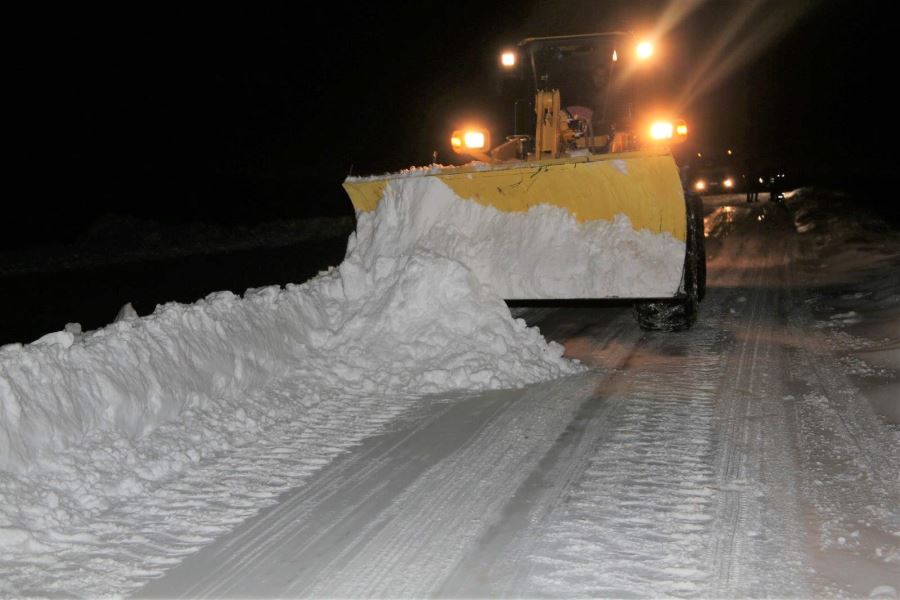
[789,189,900,428]
[0,252,577,476]
[1,184,584,595]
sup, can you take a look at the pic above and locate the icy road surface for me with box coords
[137,194,900,599]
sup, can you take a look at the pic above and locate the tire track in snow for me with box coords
[293,372,607,598]
[506,202,811,598]
[139,393,462,598]
[707,203,810,597]
[517,319,725,598]
[435,310,641,597]
[707,229,772,595]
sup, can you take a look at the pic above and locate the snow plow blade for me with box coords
[343,150,690,301]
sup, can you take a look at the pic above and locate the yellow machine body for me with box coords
[343,149,687,243]
[343,32,695,304]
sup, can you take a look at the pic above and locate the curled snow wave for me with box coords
[348,176,686,299]
[0,252,579,476]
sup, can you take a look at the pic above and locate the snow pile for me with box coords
[349,176,686,299]
[1,171,596,593]
[0,252,577,476]
[345,161,494,182]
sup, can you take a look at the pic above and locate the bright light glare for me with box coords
[695,180,706,191]
[649,121,673,140]
[463,131,486,149]
[451,127,490,154]
[501,51,516,67]
[724,178,734,188]
[636,41,654,60]
[612,49,618,62]
[676,123,688,136]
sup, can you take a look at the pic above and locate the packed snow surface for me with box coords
[139,188,900,599]
[2,185,900,598]
[0,180,585,595]
[349,176,686,299]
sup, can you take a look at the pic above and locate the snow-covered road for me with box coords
[134,195,900,598]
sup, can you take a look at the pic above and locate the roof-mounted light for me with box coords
[648,119,688,143]
[649,121,674,140]
[636,41,653,60]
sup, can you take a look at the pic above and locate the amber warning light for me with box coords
[451,128,491,153]
[648,119,688,143]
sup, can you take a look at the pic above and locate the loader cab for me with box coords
[503,33,659,153]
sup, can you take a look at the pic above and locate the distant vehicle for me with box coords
[690,166,740,195]
[685,148,742,195]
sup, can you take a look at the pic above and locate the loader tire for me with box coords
[634,193,704,332]
[689,192,707,302]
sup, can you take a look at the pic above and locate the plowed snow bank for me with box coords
[0,179,585,593]
[1,254,578,476]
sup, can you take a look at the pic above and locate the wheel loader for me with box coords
[343,32,705,331]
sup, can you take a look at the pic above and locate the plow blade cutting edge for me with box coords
[343,150,690,301]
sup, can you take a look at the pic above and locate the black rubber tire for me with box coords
[633,193,705,331]
[689,192,707,302]
[634,294,697,332]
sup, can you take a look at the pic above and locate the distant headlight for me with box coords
[723,178,734,188]
[694,180,706,191]
[500,51,517,68]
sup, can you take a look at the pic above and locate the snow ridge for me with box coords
[0,252,578,476]
[1,235,581,596]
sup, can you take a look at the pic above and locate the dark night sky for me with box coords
[7,0,891,248]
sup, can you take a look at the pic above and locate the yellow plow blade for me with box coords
[343,150,688,300]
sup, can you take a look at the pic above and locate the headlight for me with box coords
[723,178,734,188]
[649,121,674,140]
[500,51,517,68]
[464,131,486,149]
[451,128,491,154]
[695,180,706,191]
[648,119,687,142]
